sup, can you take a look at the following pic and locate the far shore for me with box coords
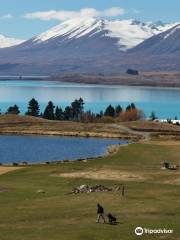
[1,72,180,88]
[52,72,180,88]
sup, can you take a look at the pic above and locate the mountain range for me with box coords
[0,18,179,75]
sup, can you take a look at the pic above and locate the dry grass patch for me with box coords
[0,166,24,175]
[54,169,146,182]
[144,140,180,146]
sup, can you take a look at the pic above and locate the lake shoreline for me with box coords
[0,130,137,140]
[52,72,180,88]
[1,72,180,88]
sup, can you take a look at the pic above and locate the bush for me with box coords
[12,162,19,166]
[119,109,144,122]
[126,69,139,75]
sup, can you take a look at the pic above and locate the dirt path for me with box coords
[111,124,151,141]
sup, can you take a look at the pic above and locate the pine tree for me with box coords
[131,103,136,109]
[126,105,131,112]
[26,98,40,117]
[71,98,84,120]
[104,105,115,117]
[64,106,73,120]
[115,105,122,117]
[6,105,20,115]
[55,106,64,120]
[126,103,136,112]
[43,101,55,120]
[149,111,157,121]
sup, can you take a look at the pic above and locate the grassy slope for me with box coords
[0,142,180,240]
[0,114,139,140]
[1,115,180,140]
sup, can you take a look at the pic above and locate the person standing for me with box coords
[96,203,105,223]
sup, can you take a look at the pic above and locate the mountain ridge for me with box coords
[0,34,24,48]
[0,18,179,75]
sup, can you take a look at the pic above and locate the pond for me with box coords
[0,135,126,164]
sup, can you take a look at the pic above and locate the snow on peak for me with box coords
[0,34,25,48]
[33,18,179,51]
[104,19,159,50]
[34,17,101,43]
[163,24,180,39]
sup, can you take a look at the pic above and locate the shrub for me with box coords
[119,109,144,122]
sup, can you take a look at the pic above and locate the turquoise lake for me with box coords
[0,79,180,118]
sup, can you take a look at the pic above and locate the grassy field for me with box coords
[0,141,180,240]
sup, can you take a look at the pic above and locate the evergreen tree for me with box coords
[55,106,64,120]
[6,105,20,115]
[99,110,104,118]
[104,105,115,117]
[126,103,136,112]
[149,111,157,121]
[131,103,136,109]
[26,98,40,117]
[71,97,84,120]
[43,101,55,120]
[126,105,131,112]
[115,105,122,117]
[64,106,73,120]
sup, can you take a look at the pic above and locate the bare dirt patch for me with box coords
[161,174,180,185]
[0,166,23,175]
[54,169,146,182]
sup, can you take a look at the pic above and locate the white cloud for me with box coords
[0,14,13,19]
[24,7,125,21]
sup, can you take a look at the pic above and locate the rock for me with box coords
[71,184,112,194]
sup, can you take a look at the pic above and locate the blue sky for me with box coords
[0,0,179,39]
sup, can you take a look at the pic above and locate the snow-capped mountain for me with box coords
[0,18,179,75]
[32,18,177,51]
[131,23,180,54]
[0,34,24,48]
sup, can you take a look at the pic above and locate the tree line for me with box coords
[3,98,145,122]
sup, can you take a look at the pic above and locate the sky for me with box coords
[0,0,179,40]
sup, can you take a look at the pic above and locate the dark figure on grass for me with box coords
[107,213,117,225]
[96,204,105,223]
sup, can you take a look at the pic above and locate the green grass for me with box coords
[0,143,180,240]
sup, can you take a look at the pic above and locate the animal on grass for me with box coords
[107,213,117,224]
